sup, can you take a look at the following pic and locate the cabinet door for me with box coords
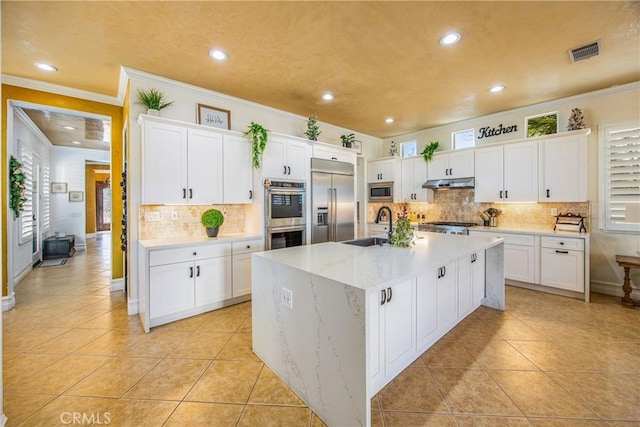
[232,252,252,297]
[262,136,287,178]
[427,153,449,180]
[401,158,415,201]
[194,256,232,307]
[504,244,535,283]
[224,135,254,203]
[541,249,584,292]
[188,128,223,204]
[286,139,310,181]
[539,135,587,202]
[504,141,537,202]
[142,121,188,204]
[436,261,457,332]
[368,159,395,183]
[367,161,382,183]
[411,158,431,202]
[449,151,474,178]
[416,269,438,350]
[313,145,356,164]
[383,279,416,376]
[149,261,195,319]
[474,146,504,202]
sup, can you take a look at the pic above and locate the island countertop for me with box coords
[254,231,502,291]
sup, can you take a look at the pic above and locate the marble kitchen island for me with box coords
[251,232,504,426]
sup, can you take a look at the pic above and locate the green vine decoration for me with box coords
[244,122,269,169]
[421,141,440,162]
[9,156,26,219]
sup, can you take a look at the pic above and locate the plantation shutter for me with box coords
[19,144,34,244]
[42,165,50,232]
[601,122,640,232]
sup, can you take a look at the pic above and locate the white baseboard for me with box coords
[86,233,96,239]
[14,264,31,285]
[2,293,16,311]
[591,280,640,299]
[128,298,139,315]
[76,243,87,251]
[0,413,8,427]
[110,278,124,292]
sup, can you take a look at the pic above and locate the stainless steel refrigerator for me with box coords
[311,158,355,244]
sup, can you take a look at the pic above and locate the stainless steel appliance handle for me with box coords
[267,188,306,195]
[333,188,338,241]
[267,225,307,233]
[327,188,334,241]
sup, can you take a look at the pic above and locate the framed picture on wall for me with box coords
[51,182,67,193]
[197,103,231,130]
[69,191,84,202]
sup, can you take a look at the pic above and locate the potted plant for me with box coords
[340,133,355,148]
[201,208,225,238]
[244,122,269,169]
[304,114,321,141]
[136,88,174,116]
[421,141,440,162]
[390,216,415,248]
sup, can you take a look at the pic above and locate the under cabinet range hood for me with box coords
[422,177,475,190]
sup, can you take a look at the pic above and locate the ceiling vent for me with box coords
[568,40,602,63]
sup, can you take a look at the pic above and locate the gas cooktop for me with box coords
[420,221,478,227]
[417,221,478,235]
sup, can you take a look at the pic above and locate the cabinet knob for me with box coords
[246,245,251,249]
[193,252,197,256]
[559,242,564,245]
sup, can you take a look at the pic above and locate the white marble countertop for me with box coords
[139,233,263,250]
[470,226,590,238]
[254,231,502,291]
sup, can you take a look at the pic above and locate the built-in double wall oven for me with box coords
[265,180,306,250]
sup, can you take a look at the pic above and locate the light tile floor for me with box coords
[3,234,640,426]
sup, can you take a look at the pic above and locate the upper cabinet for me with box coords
[262,135,310,181]
[474,141,537,203]
[538,133,588,202]
[427,150,474,180]
[401,157,433,202]
[223,135,254,204]
[368,157,400,183]
[313,143,357,165]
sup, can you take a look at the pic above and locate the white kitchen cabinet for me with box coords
[367,157,399,183]
[149,260,195,319]
[540,236,584,292]
[223,135,254,203]
[369,278,416,393]
[313,143,356,165]
[401,157,433,202]
[194,255,232,306]
[539,133,587,202]
[470,231,537,284]
[474,141,537,202]
[416,268,438,350]
[262,135,310,181]
[458,251,485,319]
[231,239,265,297]
[427,150,474,180]
[435,260,458,332]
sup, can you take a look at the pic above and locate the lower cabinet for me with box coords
[232,239,265,297]
[458,251,485,319]
[540,236,584,292]
[149,260,196,319]
[194,256,232,306]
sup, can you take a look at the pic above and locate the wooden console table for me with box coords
[615,254,640,308]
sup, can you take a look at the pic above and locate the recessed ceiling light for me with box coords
[209,49,228,61]
[64,126,76,130]
[385,117,394,124]
[322,93,334,101]
[439,32,461,46]
[34,62,58,72]
[72,141,81,145]
[489,84,505,93]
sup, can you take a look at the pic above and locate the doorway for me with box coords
[96,179,112,231]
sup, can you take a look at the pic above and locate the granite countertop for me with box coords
[254,231,502,291]
[470,225,590,238]
[140,233,263,250]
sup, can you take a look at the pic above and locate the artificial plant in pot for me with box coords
[201,208,225,238]
[340,133,355,148]
[244,122,269,169]
[390,216,415,248]
[136,88,174,116]
[421,141,439,162]
[304,114,321,141]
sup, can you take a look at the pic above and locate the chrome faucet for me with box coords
[375,206,393,241]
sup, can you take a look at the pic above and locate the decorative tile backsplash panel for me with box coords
[139,205,246,240]
[368,189,591,230]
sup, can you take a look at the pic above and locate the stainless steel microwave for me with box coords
[368,182,393,202]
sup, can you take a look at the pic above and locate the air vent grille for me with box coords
[568,40,601,63]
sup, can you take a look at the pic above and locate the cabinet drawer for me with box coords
[470,231,534,246]
[150,244,232,266]
[541,236,584,251]
[232,239,265,255]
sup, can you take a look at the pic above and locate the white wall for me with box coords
[49,147,110,250]
[382,82,640,295]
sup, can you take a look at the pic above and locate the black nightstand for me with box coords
[43,235,76,259]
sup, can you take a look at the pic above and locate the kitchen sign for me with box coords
[477,123,518,139]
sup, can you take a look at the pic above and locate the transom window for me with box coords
[452,129,475,149]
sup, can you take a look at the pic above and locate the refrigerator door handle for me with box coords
[327,188,334,241]
[333,188,338,241]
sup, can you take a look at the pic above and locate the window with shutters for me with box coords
[599,121,640,232]
[42,165,50,232]
[19,143,34,244]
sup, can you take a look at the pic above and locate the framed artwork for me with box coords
[69,191,84,202]
[525,112,558,137]
[51,182,68,193]
[197,103,231,130]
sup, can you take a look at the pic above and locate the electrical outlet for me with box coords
[281,287,293,309]
[144,212,160,222]
[171,211,178,220]
[551,208,558,216]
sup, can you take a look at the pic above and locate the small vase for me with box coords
[147,109,160,117]
[206,227,219,238]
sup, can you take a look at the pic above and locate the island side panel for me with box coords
[251,255,369,426]
[483,242,505,310]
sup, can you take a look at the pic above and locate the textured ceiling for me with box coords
[2,1,639,139]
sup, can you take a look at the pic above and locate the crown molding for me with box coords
[1,74,121,106]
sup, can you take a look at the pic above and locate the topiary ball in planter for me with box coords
[201,208,224,238]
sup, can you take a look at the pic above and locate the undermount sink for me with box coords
[342,237,389,247]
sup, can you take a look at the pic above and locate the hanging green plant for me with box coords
[304,114,321,141]
[244,122,269,169]
[9,156,27,219]
[421,141,440,162]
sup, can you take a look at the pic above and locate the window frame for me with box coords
[452,128,475,150]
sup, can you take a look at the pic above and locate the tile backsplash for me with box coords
[368,189,591,230]
[139,205,246,240]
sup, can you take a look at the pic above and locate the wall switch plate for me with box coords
[551,208,558,216]
[171,211,178,220]
[144,212,160,222]
[281,287,293,309]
